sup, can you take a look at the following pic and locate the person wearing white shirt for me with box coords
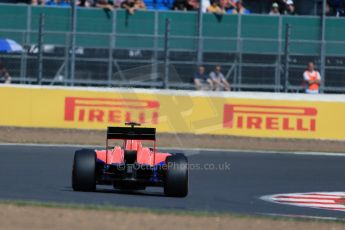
[209,65,230,91]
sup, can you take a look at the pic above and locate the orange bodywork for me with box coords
[95,140,171,166]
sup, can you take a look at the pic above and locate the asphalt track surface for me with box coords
[1,144,345,219]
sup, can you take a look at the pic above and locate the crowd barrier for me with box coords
[1,85,345,140]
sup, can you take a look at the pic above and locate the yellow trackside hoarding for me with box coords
[1,85,345,140]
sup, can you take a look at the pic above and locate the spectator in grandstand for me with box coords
[121,0,135,13]
[228,0,236,8]
[46,0,71,6]
[173,0,198,10]
[194,65,213,91]
[328,0,345,17]
[31,0,46,5]
[172,0,189,10]
[134,0,146,9]
[121,0,146,13]
[230,0,250,14]
[209,64,230,91]
[303,62,321,94]
[326,1,335,16]
[187,0,200,10]
[95,0,115,10]
[283,0,295,15]
[201,0,210,12]
[221,0,236,13]
[269,2,280,15]
[78,0,94,7]
[0,62,12,84]
[207,0,225,14]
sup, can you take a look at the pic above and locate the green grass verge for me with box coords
[1,199,345,224]
[0,199,231,217]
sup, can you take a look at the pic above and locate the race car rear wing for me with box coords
[107,126,156,140]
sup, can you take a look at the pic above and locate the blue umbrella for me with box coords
[0,38,23,53]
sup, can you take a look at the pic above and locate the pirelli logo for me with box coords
[64,97,159,124]
[223,104,317,132]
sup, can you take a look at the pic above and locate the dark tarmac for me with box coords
[1,145,345,219]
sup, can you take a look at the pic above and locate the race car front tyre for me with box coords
[164,154,188,197]
[72,149,96,191]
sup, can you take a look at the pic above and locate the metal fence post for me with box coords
[196,0,203,65]
[37,13,45,85]
[20,32,26,84]
[284,23,291,93]
[276,16,283,92]
[151,10,159,87]
[107,10,116,87]
[236,14,242,91]
[22,5,32,84]
[163,18,170,89]
[320,0,326,93]
[70,0,77,86]
[64,33,70,86]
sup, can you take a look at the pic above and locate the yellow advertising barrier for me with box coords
[1,85,345,140]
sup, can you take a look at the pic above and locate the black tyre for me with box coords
[164,154,188,197]
[72,149,96,191]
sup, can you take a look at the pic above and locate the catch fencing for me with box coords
[1,4,345,92]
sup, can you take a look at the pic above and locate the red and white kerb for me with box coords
[261,192,345,212]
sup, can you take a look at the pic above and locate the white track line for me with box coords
[0,142,344,157]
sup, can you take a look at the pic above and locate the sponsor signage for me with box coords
[0,86,344,140]
[64,97,159,125]
[223,105,317,132]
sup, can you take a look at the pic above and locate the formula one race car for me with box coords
[72,122,188,197]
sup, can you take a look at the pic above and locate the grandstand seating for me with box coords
[145,0,173,10]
